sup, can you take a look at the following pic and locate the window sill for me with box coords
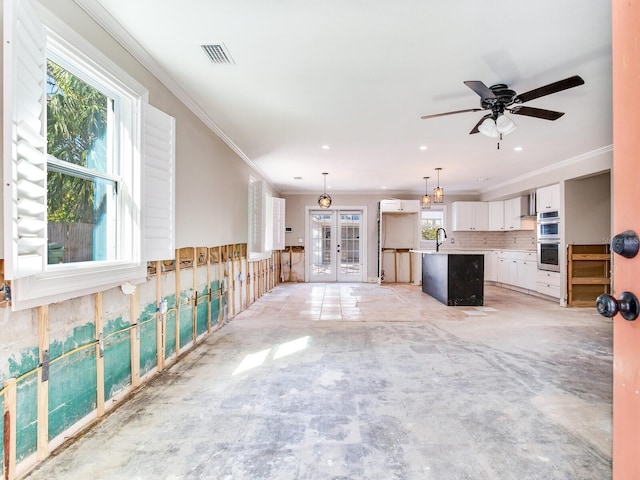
[11,262,148,311]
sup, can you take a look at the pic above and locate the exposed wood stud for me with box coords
[37,305,49,461]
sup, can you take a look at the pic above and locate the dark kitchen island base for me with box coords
[421,253,484,306]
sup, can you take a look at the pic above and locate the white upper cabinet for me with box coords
[504,197,524,230]
[452,202,489,231]
[380,199,420,213]
[536,184,560,212]
[488,201,505,231]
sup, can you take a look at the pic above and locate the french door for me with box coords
[308,209,364,282]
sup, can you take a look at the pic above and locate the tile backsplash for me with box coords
[438,230,537,251]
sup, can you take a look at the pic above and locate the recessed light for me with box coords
[293,176,302,180]
[419,145,428,151]
[476,177,489,182]
[321,145,331,150]
[514,146,523,152]
[381,186,387,189]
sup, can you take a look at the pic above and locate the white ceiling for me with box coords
[85,0,612,196]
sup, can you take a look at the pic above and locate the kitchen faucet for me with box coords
[436,227,447,252]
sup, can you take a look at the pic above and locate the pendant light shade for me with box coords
[318,172,332,209]
[421,176,431,209]
[433,167,444,203]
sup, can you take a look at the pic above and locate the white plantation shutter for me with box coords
[142,103,175,261]
[3,0,47,279]
[248,179,266,254]
[272,197,285,251]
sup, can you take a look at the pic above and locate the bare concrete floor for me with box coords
[26,284,612,480]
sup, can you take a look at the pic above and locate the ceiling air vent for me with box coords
[201,44,235,65]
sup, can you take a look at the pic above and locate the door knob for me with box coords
[611,230,639,258]
[596,291,640,321]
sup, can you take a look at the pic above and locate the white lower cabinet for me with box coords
[484,251,498,282]
[536,270,561,298]
[496,251,537,290]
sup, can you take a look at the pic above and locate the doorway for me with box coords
[307,208,366,282]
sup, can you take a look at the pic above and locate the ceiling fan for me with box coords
[421,75,585,137]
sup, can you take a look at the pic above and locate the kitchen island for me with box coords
[415,251,484,306]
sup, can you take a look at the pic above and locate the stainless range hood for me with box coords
[517,193,537,218]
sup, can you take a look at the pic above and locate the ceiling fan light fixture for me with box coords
[496,114,517,135]
[421,176,431,209]
[478,117,499,137]
[318,172,332,209]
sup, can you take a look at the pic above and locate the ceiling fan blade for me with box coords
[421,108,483,119]
[509,106,565,120]
[469,114,492,134]
[464,81,497,100]
[514,75,585,104]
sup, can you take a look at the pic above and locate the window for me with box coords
[46,58,120,264]
[3,0,175,309]
[420,207,446,247]
[248,178,285,260]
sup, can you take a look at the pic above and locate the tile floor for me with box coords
[25,283,612,480]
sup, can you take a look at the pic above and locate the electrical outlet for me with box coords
[513,237,517,244]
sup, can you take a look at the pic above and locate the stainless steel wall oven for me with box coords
[537,211,560,272]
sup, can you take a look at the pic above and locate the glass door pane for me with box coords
[309,211,336,281]
[338,211,363,281]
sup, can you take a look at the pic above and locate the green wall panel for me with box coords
[8,347,39,378]
[165,293,177,358]
[48,348,97,440]
[139,302,158,376]
[210,280,220,327]
[179,288,193,349]
[196,285,208,335]
[103,317,132,400]
[16,375,37,462]
[179,303,193,349]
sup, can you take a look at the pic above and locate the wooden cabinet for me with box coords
[380,199,420,213]
[536,184,560,212]
[452,202,489,231]
[488,201,505,231]
[567,244,611,306]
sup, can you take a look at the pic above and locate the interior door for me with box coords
[612,3,640,478]
[308,209,363,282]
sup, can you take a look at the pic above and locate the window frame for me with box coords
[3,0,175,310]
[419,205,447,249]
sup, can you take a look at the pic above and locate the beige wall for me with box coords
[565,171,611,246]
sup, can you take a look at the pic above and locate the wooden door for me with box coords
[612,2,640,478]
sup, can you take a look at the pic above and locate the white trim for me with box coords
[11,263,147,310]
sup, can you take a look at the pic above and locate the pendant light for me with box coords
[421,176,431,209]
[318,172,332,209]
[433,167,444,203]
